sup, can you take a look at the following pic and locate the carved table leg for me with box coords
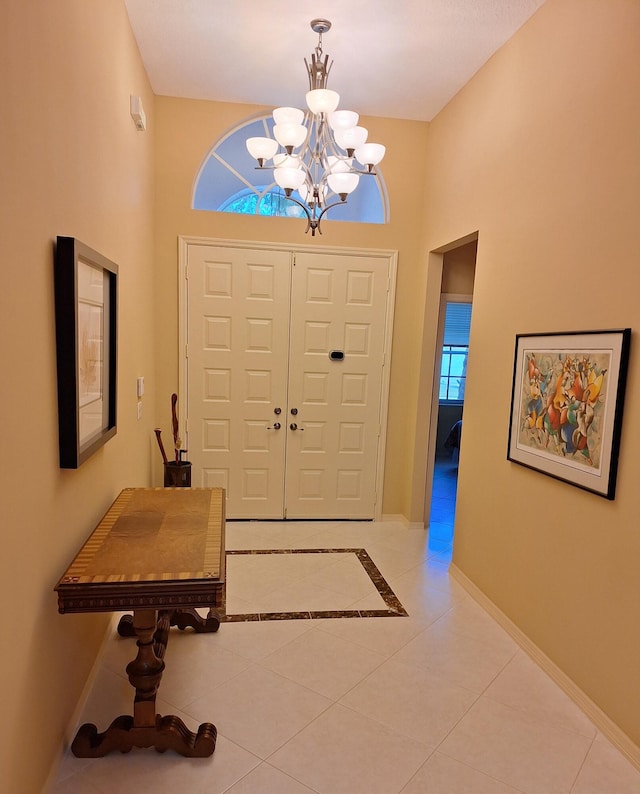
[170,607,221,632]
[118,607,221,636]
[72,609,217,758]
[116,614,136,637]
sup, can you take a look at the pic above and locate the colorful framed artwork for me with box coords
[507,329,631,499]
[54,237,118,468]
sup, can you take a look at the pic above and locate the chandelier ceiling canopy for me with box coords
[246,19,386,236]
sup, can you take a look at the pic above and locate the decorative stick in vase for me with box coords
[171,392,181,462]
[154,427,168,465]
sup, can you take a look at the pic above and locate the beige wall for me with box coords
[442,241,477,295]
[1,2,156,790]
[421,0,640,749]
[153,97,429,515]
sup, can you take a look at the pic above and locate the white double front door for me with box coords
[181,240,395,519]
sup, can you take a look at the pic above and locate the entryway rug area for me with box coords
[222,548,408,622]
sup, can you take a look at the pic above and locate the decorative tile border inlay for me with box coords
[221,548,408,622]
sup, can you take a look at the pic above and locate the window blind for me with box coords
[444,302,472,346]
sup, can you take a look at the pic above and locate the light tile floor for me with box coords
[51,465,640,793]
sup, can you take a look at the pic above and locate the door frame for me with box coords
[425,292,473,522]
[178,236,398,521]
[411,231,478,529]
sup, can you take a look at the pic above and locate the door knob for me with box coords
[267,422,281,430]
[289,423,304,431]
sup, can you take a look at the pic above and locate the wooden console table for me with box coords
[55,487,225,758]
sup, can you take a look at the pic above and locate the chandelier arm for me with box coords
[252,164,376,177]
[277,192,347,236]
[298,111,315,155]
[276,192,314,234]
[316,198,348,222]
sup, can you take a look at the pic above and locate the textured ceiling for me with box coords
[124,0,546,122]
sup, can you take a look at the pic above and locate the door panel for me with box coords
[285,252,389,518]
[187,245,291,518]
[185,243,392,520]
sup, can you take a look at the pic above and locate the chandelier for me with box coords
[246,19,386,236]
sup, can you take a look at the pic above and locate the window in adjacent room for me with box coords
[439,301,472,403]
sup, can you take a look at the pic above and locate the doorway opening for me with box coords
[427,242,477,559]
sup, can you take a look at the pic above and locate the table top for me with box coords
[55,488,225,614]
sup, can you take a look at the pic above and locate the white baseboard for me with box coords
[380,513,425,530]
[381,513,408,525]
[450,564,640,771]
[44,613,124,790]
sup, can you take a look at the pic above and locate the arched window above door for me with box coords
[193,115,389,225]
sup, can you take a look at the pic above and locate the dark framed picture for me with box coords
[54,237,118,468]
[507,329,631,499]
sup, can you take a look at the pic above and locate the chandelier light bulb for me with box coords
[334,125,368,154]
[329,110,359,131]
[326,155,351,174]
[355,142,386,168]
[273,107,305,125]
[327,171,360,198]
[274,153,301,168]
[246,137,278,165]
[306,89,340,115]
[299,183,325,206]
[273,123,307,151]
[274,166,306,193]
